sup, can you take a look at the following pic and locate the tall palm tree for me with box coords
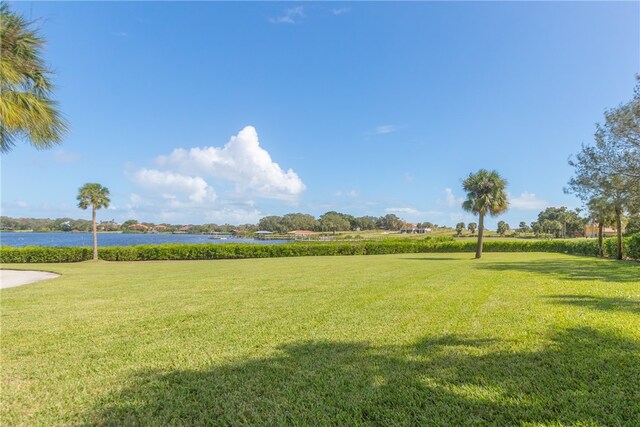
[0,3,67,153]
[77,183,110,260]
[462,169,509,259]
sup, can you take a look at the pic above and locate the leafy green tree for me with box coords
[462,169,509,258]
[599,75,640,181]
[353,216,377,231]
[569,144,639,259]
[518,221,530,235]
[568,78,640,258]
[257,216,287,233]
[282,213,318,231]
[467,222,477,235]
[626,214,640,236]
[455,222,465,237]
[536,207,585,238]
[0,3,67,152]
[319,212,350,234]
[497,221,509,236]
[378,214,403,231]
[540,219,562,238]
[77,183,110,260]
[530,221,541,237]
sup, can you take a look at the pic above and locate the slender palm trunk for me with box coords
[475,213,484,259]
[597,221,604,257]
[92,206,98,260]
[615,207,623,260]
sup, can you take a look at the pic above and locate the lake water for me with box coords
[0,232,289,247]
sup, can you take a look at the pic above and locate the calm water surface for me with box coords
[0,232,288,247]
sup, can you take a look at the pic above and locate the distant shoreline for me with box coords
[0,230,126,234]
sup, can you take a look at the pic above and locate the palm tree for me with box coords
[0,3,67,153]
[587,196,616,258]
[462,169,509,259]
[77,183,110,260]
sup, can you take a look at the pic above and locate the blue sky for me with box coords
[2,1,639,228]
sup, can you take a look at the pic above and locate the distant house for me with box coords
[400,224,431,234]
[400,223,418,234]
[98,220,119,231]
[585,224,624,238]
[129,223,149,232]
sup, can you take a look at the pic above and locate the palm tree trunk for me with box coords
[475,213,484,259]
[615,207,623,260]
[92,206,98,260]
[597,221,604,257]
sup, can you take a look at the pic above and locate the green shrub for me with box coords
[1,236,638,263]
[624,233,640,260]
[0,246,92,263]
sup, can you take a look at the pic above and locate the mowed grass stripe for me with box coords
[1,252,638,425]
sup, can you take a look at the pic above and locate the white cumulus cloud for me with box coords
[133,169,216,206]
[156,126,305,201]
[510,192,548,210]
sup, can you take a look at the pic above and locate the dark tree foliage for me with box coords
[536,207,585,238]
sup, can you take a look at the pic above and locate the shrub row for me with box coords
[1,235,638,263]
[0,246,93,263]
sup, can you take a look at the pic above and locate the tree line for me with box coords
[0,212,440,235]
[257,212,439,234]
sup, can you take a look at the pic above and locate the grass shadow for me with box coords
[88,327,640,425]
[476,258,640,283]
[401,257,467,261]
[547,294,640,314]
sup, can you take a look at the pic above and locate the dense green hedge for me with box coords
[0,246,93,263]
[1,235,639,263]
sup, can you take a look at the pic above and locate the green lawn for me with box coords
[1,253,639,426]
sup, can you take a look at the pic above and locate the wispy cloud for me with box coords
[53,149,80,164]
[386,207,444,219]
[110,31,128,37]
[404,172,414,183]
[437,188,463,208]
[374,125,396,135]
[509,191,548,210]
[270,6,304,24]
[332,7,351,16]
[335,190,359,198]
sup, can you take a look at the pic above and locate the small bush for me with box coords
[624,233,640,260]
